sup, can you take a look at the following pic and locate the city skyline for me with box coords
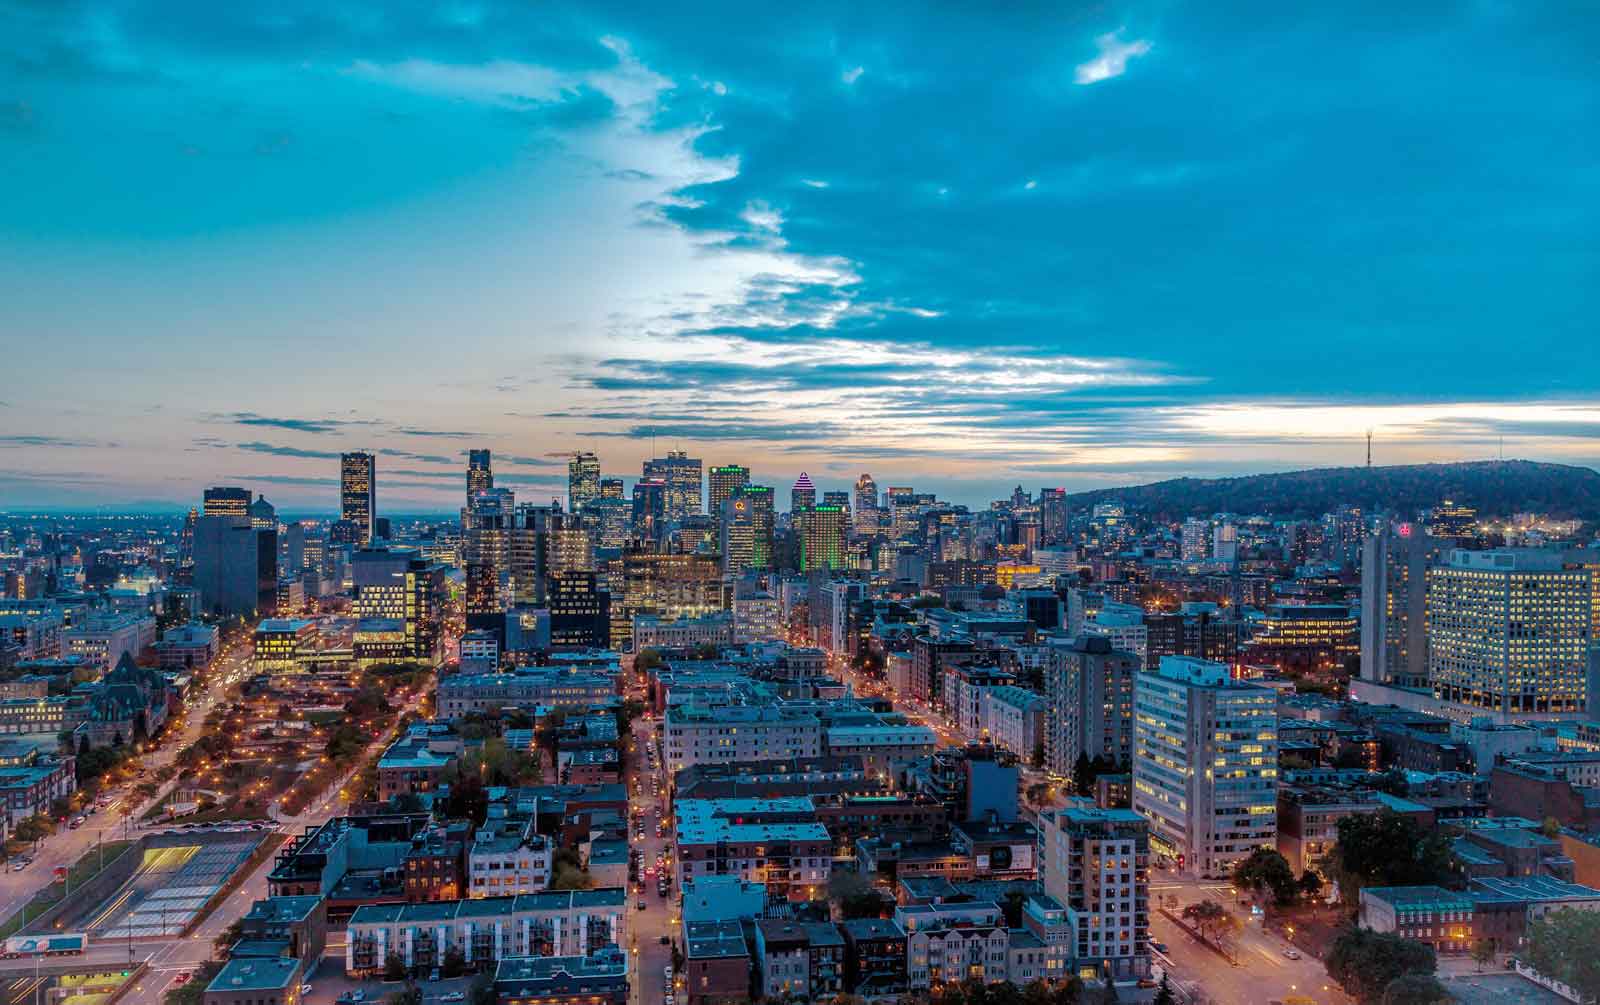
[3,3,1598,509]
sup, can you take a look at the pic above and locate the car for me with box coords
[351,991,366,1001]
[1150,941,1168,954]
[658,936,670,946]
[11,861,24,872]
[637,900,647,910]
[441,993,465,1002]
[1282,948,1301,960]
[300,985,313,995]
[664,966,673,980]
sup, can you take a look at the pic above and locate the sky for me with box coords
[1,2,1597,512]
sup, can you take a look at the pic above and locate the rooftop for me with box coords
[206,957,301,993]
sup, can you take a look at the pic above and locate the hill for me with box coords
[1064,459,1600,521]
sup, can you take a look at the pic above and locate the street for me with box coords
[627,705,675,1005]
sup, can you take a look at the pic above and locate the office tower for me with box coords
[1038,488,1067,546]
[249,493,277,531]
[549,569,610,650]
[340,452,377,545]
[610,547,729,650]
[192,515,277,618]
[1360,524,1441,688]
[463,487,514,621]
[202,486,251,518]
[1040,806,1150,980]
[279,521,305,578]
[1044,635,1140,776]
[822,490,850,514]
[707,464,750,534]
[643,450,702,522]
[1143,608,1242,670]
[1427,499,1477,541]
[795,504,846,572]
[467,449,493,499]
[178,507,197,567]
[1132,656,1278,877]
[582,496,632,551]
[1427,549,1591,717]
[853,473,880,536]
[599,477,625,501]
[1180,518,1211,562]
[791,472,816,512]
[720,486,775,574]
[631,479,667,544]
[508,501,564,607]
[353,547,442,661]
[568,451,601,512]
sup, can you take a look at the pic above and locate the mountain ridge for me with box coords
[1063,459,1600,521]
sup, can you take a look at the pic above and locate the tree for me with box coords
[1298,869,1324,902]
[383,953,408,982]
[1181,900,1234,945]
[1470,937,1495,971]
[213,918,244,954]
[633,649,664,674]
[1378,973,1452,1005]
[1524,907,1600,1005]
[387,983,422,1005]
[829,869,886,919]
[468,973,495,1005]
[1322,810,1458,909]
[1151,975,1175,1005]
[1541,816,1562,838]
[1232,848,1299,906]
[163,961,221,1005]
[1325,927,1437,1005]
[1072,752,1095,797]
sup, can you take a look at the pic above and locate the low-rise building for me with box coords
[490,947,630,1005]
[674,797,832,903]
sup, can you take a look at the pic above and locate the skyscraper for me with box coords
[192,515,277,618]
[720,485,775,573]
[1132,656,1278,876]
[631,479,667,544]
[249,493,277,531]
[643,450,702,522]
[463,486,514,622]
[1359,523,1441,688]
[568,451,601,512]
[340,452,376,545]
[468,449,493,498]
[707,464,751,533]
[202,486,251,518]
[791,472,816,512]
[853,473,880,536]
[1043,635,1140,775]
[599,477,625,501]
[795,504,846,572]
[178,507,197,567]
[1038,487,1067,545]
[1427,548,1590,717]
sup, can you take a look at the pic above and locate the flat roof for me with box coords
[206,957,300,993]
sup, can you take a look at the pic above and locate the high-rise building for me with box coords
[721,486,775,573]
[468,449,493,499]
[178,507,198,567]
[643,451,702,522]
[463,487,515,621]
[192,515,277,618]
[822,490,850,515]
[1180,518,1211,562]
[853,474,880,536]
[1212,522,1239,563]
[631,479,667,544]
[1039,806,1151,980]
[707,464,750,535]
[549,569,610,650]
[1427,549,1590,718]
[1427,499,1478,541]
[1044,635,1140,776]
[249,493,277,531]
[599,477,625,501]
[202,486,251,518]
[1038,488,1068,546]
[568,452,601,512]
[609,548,729,651]
[352,547,443,661]
[340,452,377,545]
[791,472,816,513]
[795,505,846,572]
[1132,656,1278,877]
[1360,524,1441,688]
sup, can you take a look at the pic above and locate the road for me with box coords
[0,634,257,922]
[1149,878,1351,1005]
[627,677,675,1005]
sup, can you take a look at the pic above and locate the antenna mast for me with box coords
[1366,429,1372,468]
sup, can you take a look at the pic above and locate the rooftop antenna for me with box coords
[1366,429,1372,468]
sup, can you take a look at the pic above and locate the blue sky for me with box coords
[2,1,1596,511]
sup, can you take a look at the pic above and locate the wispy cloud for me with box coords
[379,448,454,464]
[226,413,368,434]
[236,441,341,459]
[0,435,94,447]
[1074,31,1152,85]
[393,427,480,438]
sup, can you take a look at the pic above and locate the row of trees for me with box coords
[1325,927,1446,1005]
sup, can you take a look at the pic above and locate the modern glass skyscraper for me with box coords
[707,464,750,532]
[568,451,601,512]
[340,452,376,545]
[643,450,702,522]
[791,472,816,512]
[202,486,251,518]
[468,449,493,499]
[853,473,879,536]
[795,503,846,571]
[632,479,667,543]
[720,485,774,573]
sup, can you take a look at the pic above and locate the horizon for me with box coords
[3,4,1598,508]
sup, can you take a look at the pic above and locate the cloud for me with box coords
[379,448,454,464]
[1074,31,1152,85]
[227,413,361,434]
[393,427,479,438]
[487,453,565,468]
[842,66,864,85]
[236,441,341,459]
[0,435,94,447]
